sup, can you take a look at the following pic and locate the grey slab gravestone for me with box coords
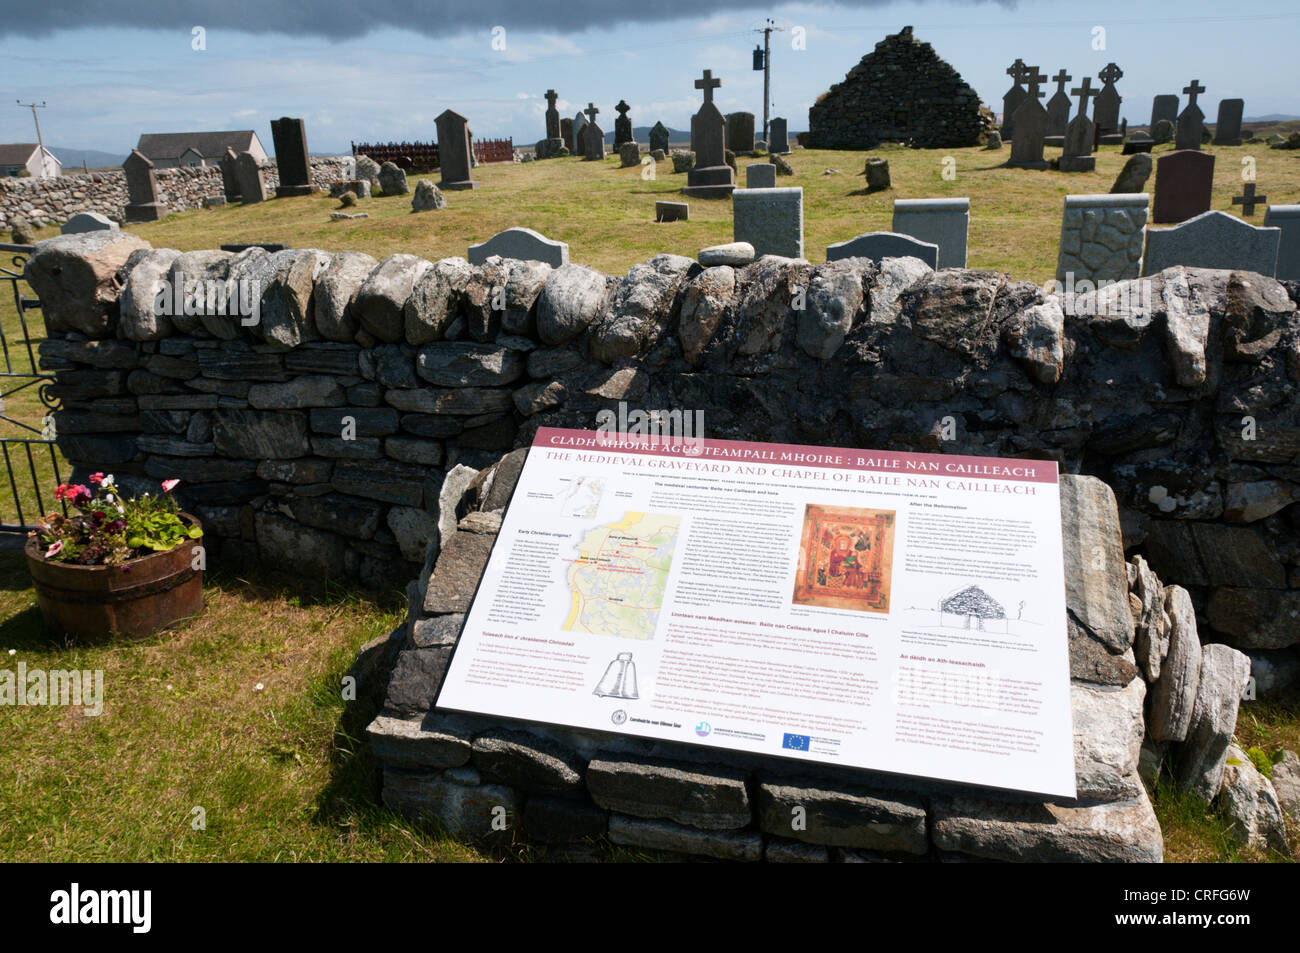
[649,122,671,154]
[769,117,789,154]
[733,187,803,259]
[122,149,168,222]
[1007,68,1049,170]
[684,70,734,198]
[892,197,970,269]
[1263,205,1300,281]
[1055,193,1149,283]
[1141,210,1280,277]
[60,211,119,235]
[825,231,938,268]
[270,117,313,197]
[1150,95,1179,130]
[582,104,606,161]
[436,109,477,190]
[1045,69,1072,137]
[726,112,756,153]
[219,147,241,201]
[1175,79,1206,151]
[234,151,267,204]
[746,163,777,189]
[1213,99,1244,146]
[467,227,569,267]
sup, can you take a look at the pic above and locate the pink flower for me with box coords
[54,484,68,501]
[68,485,92,505]
[44,541,63,558]
[161,479,180,493]
[88,472,104,485]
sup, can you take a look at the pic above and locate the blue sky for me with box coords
[2,0,1296,155]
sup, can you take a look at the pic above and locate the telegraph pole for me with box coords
[17,101,47,153]
[753,20,783,144]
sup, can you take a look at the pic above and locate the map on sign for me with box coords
[563,512,680,640]
[555,476,604,518]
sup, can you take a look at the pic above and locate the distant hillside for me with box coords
[1245,114,1300,123]
[50,147,127,170]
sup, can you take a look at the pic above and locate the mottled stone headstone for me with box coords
[733,186,803,258]
[726,111,756,154]
[1061,77,1098,173]
[649,121,671,154]
[684,69,734,198]
[614,100,633,148]
[892,197,970,268]
[746,163,776,188]
[1175,79,1207,151]
[825,231,938,268]
[270,117,313,197]
[582,103,606,161]
[234,151,267,205]
[1263,205,1300,280]
[1001,58,1030,139]
[219,147,241,202]
[1142,210,1280,276]
[561,117,575,154]
[436,109,477,190]
[1046,69,1072,137]
[1007,67,1048,169]
[1213,99,1244,146]
[572,111,587,154]
[378,162,408,196]
[1056,193,1148,282]
[1150,95,1179,131]
[1093,63,1124,144]
[769,117,789,154]
[1152,149,1215,224]
[122,149,168,222]
[1152,118,1176,144]
[467,226,569,267]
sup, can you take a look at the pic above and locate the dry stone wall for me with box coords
[23,231,1300,682]
[1,157,353,231]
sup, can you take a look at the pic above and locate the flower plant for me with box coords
[33,474,201,566]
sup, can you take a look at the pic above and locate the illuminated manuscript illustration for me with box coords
[793,504,896,613]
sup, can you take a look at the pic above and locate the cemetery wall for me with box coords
[808,26,983,149]
[0,157,354,231]
[23,231,1300,674]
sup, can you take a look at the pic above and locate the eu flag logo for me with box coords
[782,733,810,751]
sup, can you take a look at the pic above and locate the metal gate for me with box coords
[0,242,65,533]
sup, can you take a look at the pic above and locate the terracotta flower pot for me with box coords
[25,513,205,641]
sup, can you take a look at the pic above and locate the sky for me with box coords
[1,0,1297,156]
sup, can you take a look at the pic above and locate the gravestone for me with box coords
[561,118,575,154]
[1175,79,1206,151]
[1151,150,1215,224]
[582,103,606,161]
[1007,67,1048,170]
[684,69,735,198]
[1046,69,1072,137]
[1055,193,1148,282]
[219,147,241,202]
[892,197,970,268]
[1152,118,1176,144]
[746,163,777,189]
[572,111,588,155]
[825,231,939,268]
[1263,205,1300,280]
[122,149,168,222]
[60,212,119,235]
[1213,99,1244,146]
[234,151,267,205]
[1142,210,1280,276]
[1061,77,1098,173]
[726,112,756,154]
[1122,138,1154,155]
[655,200,688,222]
[544,89,561,140]
[1001,58,1030,139]
[1232,182,1267,217]
[1150,95,1179,131]
[614,100,634,149]
[467,226,569,267]
[1093,63,1124,144]
[769,117,790,154]
[436,109,477,190]
[733,186,803,258]
[649,122,671,154]
[378,162,408,196]
[1111,152,1153,193]
[270,117,313,197]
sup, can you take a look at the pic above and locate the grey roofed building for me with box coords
[0,143,62,178]
[134,130,268,169]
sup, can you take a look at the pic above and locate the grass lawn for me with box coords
[1,140,1297,862]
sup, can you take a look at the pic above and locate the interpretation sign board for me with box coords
[436,428,1076,799]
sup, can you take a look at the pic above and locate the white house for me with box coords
[134,130,267,169]
[0,143,62,178]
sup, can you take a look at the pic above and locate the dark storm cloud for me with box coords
[0,0,1013,39]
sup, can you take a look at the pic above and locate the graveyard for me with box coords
[3,9,1300,885]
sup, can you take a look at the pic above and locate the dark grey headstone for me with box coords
[234,151,267,204]
[649,121,670,154]
[613,100,633,148]
[219,147,241,201]
[544,89,560,140]
[1175,79,1207,151]
[769,117,789,154]
[123,149,167,222]
[1092,62,1124,138]
[436,109,477,190]
[1150,95,1179,130]
[726,111,755,153]
[270,116,313,197]
[1213,98,1244,146]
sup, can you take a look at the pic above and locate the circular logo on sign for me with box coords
[695,721,712,737]
[611,709,628,725]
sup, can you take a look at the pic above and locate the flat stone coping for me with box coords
[893,198,970,212]
[732,186,803,199]
[1265,205,1300,220]
[1065,193,1150,208]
